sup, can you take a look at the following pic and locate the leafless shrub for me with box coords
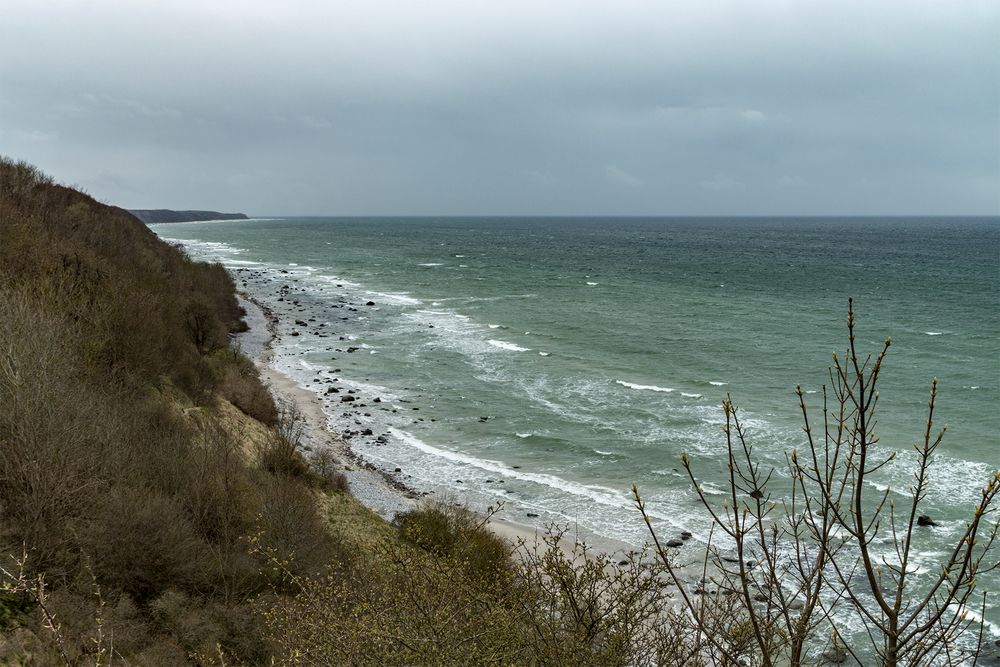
[634,300,1000,666]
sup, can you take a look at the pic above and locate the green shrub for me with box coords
[396,502,512,583]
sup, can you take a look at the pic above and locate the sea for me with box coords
[152,216,1000,639]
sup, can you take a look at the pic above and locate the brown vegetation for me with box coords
[0,158,333,663]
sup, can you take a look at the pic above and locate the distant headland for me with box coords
[128,208,249,223]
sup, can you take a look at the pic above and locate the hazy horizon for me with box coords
[2,0,998,216]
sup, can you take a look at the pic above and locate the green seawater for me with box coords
[154,216,1000,634]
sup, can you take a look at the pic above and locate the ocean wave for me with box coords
[538,352,550,356]
[924,331,944,336]
[371,291,423,305]
[594,449,614,456]
[586,282,598,286]
[615,380,674,393]
[487,339,530,352]
[390,428,635,511]
[681,392,702,398]
[416,309,470,320]
[709,381,728,386]
[418,262,443,267]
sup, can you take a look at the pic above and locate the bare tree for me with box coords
[634,300,1000,665]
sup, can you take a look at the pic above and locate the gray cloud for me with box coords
[1,0,997,215]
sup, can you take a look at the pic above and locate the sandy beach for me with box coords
[234,295,558,550]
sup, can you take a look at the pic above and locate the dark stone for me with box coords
[821,646,847,664]
[976,639,1000,666]
[373,397,382,403]
[666,539,684,548]
[366,300,376,306]
[361,428,373,436]
[340,395,356,402]
[394,467,402,473]
[325,387,339,394]
[290,330,300,336]
[479,416,490,422]
[347,346,360,353]
[917,515,938,527]
[526,513,539,518]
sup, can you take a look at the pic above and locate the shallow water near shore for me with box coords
[154,215,1000,636]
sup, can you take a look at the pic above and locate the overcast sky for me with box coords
[1,0,997,215]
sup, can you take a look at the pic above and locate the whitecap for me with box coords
[487,339,530,352]
[390,428,634,509]
[925,331,944,336]
[586,281,598,286]
[538,352,550,356]
[681,392,703,398]
[594,449,614,456]
[515,432,532,439]
[418,262,443,267]
[454,254,465,258]
[371,291,422,305]
[488,324,502,329]
[709,381,728,386]
[615,380,674,393]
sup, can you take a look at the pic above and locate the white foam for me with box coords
[616,380,674,393]
[709,381,728,386]
[698,481,726,496]
[370,291,422,305]
[538,352,550,356]
[317,275,360,288]
[454,254,465,258]
[586,281,599,286]
[416,309,469,320]
[681,392,702,398]
[925,331,944,336]
[390,428,635,511]
[418,262,443,267]
[594,449,614,456]
[487,339,530,352]
[488,324,502,329]
[515,432,532,439]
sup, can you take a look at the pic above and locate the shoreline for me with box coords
[235,294,560,550]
